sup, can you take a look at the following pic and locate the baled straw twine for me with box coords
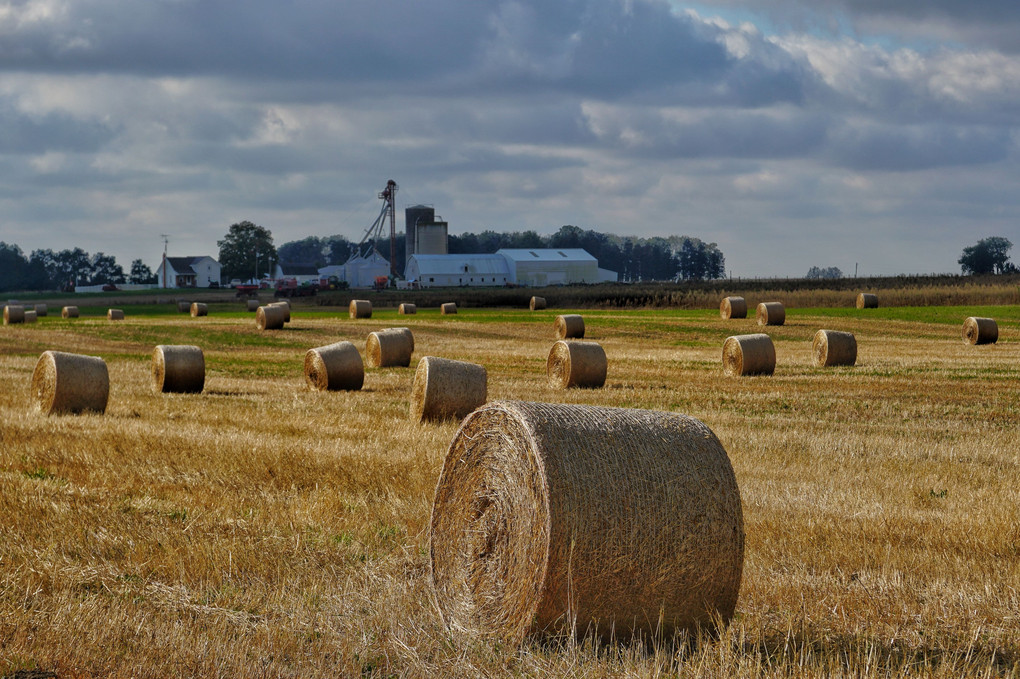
[719,296,747,320]
[31,350,110,415]
[963,317,997,345]
[722,334,775,376]
[152,345,206,393]
[305,341,364,391]
[812,330,857,367]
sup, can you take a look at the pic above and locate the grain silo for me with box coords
[405,205,435,264]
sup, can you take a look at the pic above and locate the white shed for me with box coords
[344,252,390,288]
[496,248,604,286]
[405,254,511,288]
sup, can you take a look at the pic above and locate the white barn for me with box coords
[155,256,221,288]
[404,249,617,288]
[405,254,511,288]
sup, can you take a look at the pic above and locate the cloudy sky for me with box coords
[2,0,1019,278]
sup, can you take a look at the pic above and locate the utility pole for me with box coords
[161,234,169,288]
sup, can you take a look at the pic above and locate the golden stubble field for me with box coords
[1,302,1018,677]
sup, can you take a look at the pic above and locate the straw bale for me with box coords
[719,296,747,320]
[107,309,125,321]
[34,304,47,317]
[856,293,879,309]
[3,305,25,325]
[398,303,417,315]
[349,299,372,319]
[441,302,457,315]
[963,317,997,345]
[812,329,857,367]
[246,299,260,312]
[269,301,291,323]
[366,327,415,368]
[256,304,286,330]
[722,333,776,376]
[152,345,205,393]
[177,301,191,313]
[305,341,364,391]
[31,350,109,415]
[547,340,607,389]
[530,296,547,311]
[430,400,744,644]
[554,314,585,339]
[410,356,486,422]
[61,306,79,319]
[24,310,37,323]
[755,302,785,326]
[190,302,208,317]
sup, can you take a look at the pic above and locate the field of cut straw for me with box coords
[1,298,1019,677]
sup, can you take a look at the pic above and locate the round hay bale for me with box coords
[398,303,417,315]
[755,302,785,326]
[410,356,486,422]
[61,306,79,319]
[190,302,208,317]
[430,400,744,644]
[722,333,776,376]
[963,317,998,345]
[107,309,125,321]
[812,329,857,367]
[34,303,48,317]
[246,299,260,312]
[349,300,372,319]
[530,296,547,311]
[3,305,25,325]
[177,301,191,313]
[152,345,205,393]
[24,310,37,324]
[440,302,457,315]
[554,314,584,339]
[719,296,747,320]
[268,301,291,323]
[256,304,287,330]
[547,340,607,389]
[305,341,364,391]
[31,350,110,415]
[856,293,879,309]
[366,327,415,368]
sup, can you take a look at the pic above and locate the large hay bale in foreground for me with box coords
[554,314,584,339]
[856,293,879,309]
[34,303,47,317]
[107,309,125,321]
[398,303,417,315]
[256,304,287,330]
[152,345,205,393]
[722,334,776,376]
[177,301,191,313]
[349,300,372,319]
[24,310,37,323]
[430,400,744,644]
[3,305,25,325]
[190,302,208,317]
[963,317,997,345]
[720,296,747,320]
[812,329,857,367]
[530,296,547,311]
[410,356,486,422]
[61,306,79,319]
[755,302,785,326]
[547,340,607,389]
[366,327,415,368]
[31,350,109,415]
[305,341,364,391]
[440,302,457,315]
[246,299,260,312]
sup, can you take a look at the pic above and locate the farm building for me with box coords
[155,256,221,288]
[273,263,320,284]
[405,254,512,288]
[404,249,616,288]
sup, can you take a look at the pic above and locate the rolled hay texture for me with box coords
[856,293,879,309]
[410,356,487,422]
[530,296,547,311]
[177,301,191,313]
[152,345,205,393]
[722,334,776,377]
[547,340,607,389]
[246,299,260,312]
[34,303,47,317]
[24,310,37,323]
[755,302,785,326]
[441,302,458,315]
[719,296,747,320]
[398,303,417,315]
[269,301,291,323]
[31,350,110,415]
[304,341,364,391]
[349,299,372,319]
[107,309,125,321]
[963,317,998,345]
[3,305,25,325]
[61,306,79,319]
[366,327,415,368]
[430,400,744,645]
[256,304,287,330]
[812,329,857,367]
[554,314,585,339]
[190,302,208,317]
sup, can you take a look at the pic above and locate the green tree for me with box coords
[129,259,156,284]
[218,221,277,282]
[278,236,328,266]
[88,252,126,285]
[0,242,29,292]
[959,237,1016,275]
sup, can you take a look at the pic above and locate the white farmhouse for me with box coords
[155,256,222,288]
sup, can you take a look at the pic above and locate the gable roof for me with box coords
[496,248,597,263]
[409,254,510,276]
[278,263,320,276]
[165,257,197,275]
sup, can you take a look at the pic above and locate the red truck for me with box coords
[274,278,318,298]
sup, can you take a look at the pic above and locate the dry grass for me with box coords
[1,304,1019,677]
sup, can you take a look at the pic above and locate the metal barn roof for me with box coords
[496,248,597,263]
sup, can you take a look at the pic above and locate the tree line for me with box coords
[0,243,155,292]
